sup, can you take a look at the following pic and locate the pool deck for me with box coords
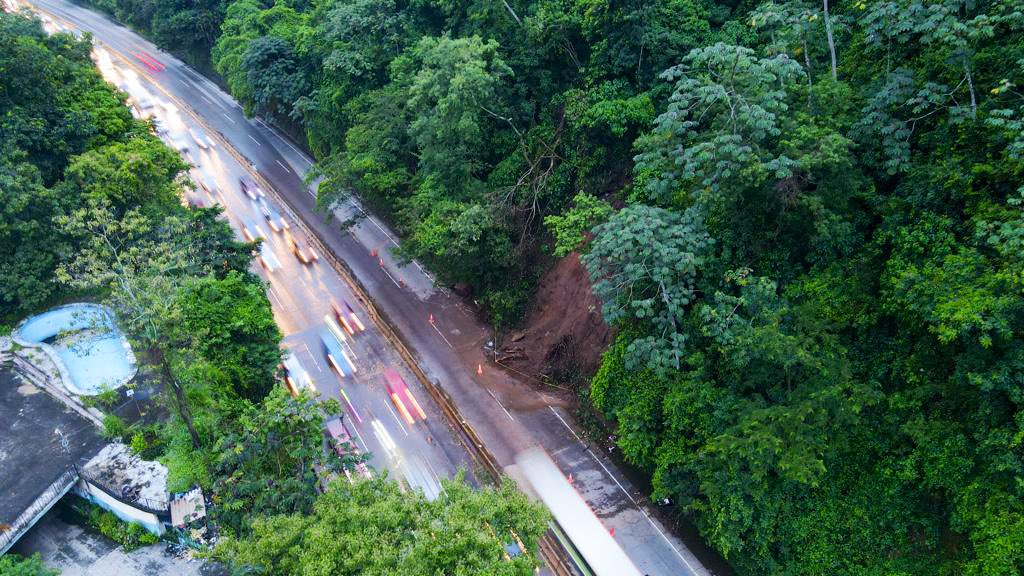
[0,367,106,538]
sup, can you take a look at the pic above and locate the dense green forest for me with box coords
[0,11,546,574]
[12,0,1024,573]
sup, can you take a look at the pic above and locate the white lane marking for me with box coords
[275,159,291,173]
[549,406,586,447]
[258,119,314,166]
[349,418,368,452]
[349,201,400,247]
[422,456,447,496]
[640,507,698,571]
[548,406,696,571]
[307,187,317,199]
[247,134,261,146]
[268,287,284,308]
[383,397,410,436]
[485,388,515,421]
[429,322,454,349]
[222,113,235,124]
[301,342,322,373]
[298,275,308,287]
[381,268,402,288]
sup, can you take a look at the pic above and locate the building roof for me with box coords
[0,368,106,524]
[82,443,169,508]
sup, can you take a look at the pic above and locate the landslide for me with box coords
[499,253,609,388]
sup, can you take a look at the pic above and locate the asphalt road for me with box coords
[20,3,723,574]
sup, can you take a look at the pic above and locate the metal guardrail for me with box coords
[0,469,79,554]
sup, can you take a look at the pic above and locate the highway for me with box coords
[20,2,721,574]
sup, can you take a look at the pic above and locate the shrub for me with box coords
[86,505,159,551]
[101,414,127,439]
[0,553,58,576]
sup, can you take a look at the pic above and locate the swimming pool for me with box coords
[15,303,137,396]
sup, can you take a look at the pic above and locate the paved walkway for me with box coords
[12,507,224,576]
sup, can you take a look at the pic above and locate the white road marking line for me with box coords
[430,322,454,349]
[268,287,284,308]
[342,338,358,360]
[308,187,317,198]
[263,123,313,166]
[298,275,308,287]
[350,201,400,246]
[301,342,322,372]
[222,113,235,124]
[422,456,446,496]
[247,134,261,146]
[547,405,696,571]
[349,418,368,452]
[383,398,410,436]
[549,406,586,447]
[381,267,402,288]
[639,508,697,571]
[485,388,515,421]
[275,159,291,173]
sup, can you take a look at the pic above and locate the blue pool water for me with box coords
[16,303,136,396]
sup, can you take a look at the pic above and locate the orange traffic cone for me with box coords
[370,248,377,257]
[429,313,435,324]
[477,364,483,375]
[610,527,615,537]
[568,473,573,485]
[379,258,384,267]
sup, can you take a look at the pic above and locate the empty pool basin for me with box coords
[15,303,137,396]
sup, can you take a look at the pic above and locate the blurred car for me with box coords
[281,354,314,396]
[241,222,278,271]
[382,368,427,425]
[284,230,317,264]
[168,134,190,155]
[320,326,357,378]
[258,242,281,272]
[195,174,223,206]
[258,198,289,232]
[324,417,372,481]
[331,298,366,334]
[241,222,267,243]
[189,126,214,149]
[150,117,168,137]
[239,176,265,201]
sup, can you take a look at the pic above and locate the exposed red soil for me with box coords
[499,252,610,388]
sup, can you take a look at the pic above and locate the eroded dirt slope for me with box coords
[500,253,610,387]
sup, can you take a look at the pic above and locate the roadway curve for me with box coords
[22,2,720,573]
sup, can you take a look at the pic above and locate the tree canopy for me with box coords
[215,474,549,576]
[12,0,1024,572]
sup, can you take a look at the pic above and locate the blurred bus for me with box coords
[515,447,642,576]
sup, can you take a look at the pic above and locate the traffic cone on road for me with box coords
[429,313,435,324]
[477,363,483,375]
[371,248,377,257]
